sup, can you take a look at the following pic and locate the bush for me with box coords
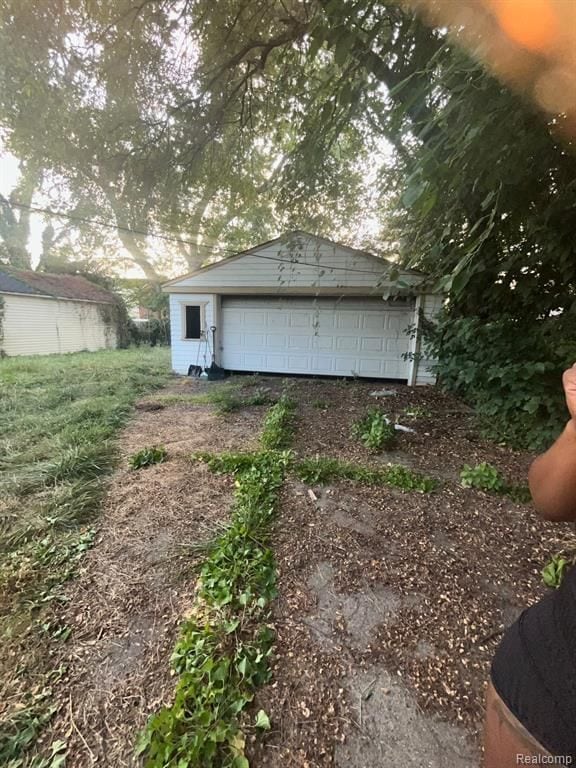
[130,318,170,347]
[424,312,576,450]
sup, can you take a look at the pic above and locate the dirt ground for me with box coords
[40,376,576,767]
[39,377,267,766]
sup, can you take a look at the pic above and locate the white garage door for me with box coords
[220,297,414,379]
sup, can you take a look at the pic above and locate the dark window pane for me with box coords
[185,306,201,339]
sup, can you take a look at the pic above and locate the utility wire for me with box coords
[6,199,398,276]
[7,200,233,254]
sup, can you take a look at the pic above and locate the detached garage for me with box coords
[164,232,442,384]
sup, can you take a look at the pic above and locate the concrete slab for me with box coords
[335,667,480,768]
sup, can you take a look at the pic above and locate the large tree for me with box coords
[0,0,376,278]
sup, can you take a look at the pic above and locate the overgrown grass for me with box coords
[295,456,438,492]
[0,347,169,764]
[140,397,295,767]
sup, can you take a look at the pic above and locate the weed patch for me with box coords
[460,462,531,504]
[129,445,168,470]
[542,554,571,588]
[295,457,437,493]
[260,395,295,449]
[139,400,296,766]
[352,409,396,451]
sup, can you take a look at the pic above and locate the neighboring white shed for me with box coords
[164,231,443,384]
[0,268,119,357]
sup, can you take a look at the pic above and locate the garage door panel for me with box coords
[221,297,412,379]
[358,359,383,375]
[244,333,265,346]
[266,333,288,346]
[267,313,289,328]
[288,355,311,370]
[336,314,360,330]
[310,356,334,372]
[385,313,410,331]
[243,353,266,368]
[243,311,267,325]
[361,314,387,331]
[360,337,384,352]
[288,335,311,350]
[336,337,360,352]
[290,313,312,328]
[385,337,409,353]
[313,336,334,352]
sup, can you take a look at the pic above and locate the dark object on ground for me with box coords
[135,402,165,412]
[205,325,227,380]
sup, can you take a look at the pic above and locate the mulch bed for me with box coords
[247,378,576,767]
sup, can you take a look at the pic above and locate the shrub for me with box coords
[352,410,396,451]
[129,445,167,470]
[423,312,576,450]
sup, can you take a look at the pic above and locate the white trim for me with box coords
[179,300,208,340]
[407,295,422,387]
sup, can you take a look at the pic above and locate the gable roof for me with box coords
[0,267,119,304]
[163,230,423,289]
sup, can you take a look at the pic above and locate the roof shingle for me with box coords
[0,267,118,304]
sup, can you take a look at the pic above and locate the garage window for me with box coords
[183,305,203,339]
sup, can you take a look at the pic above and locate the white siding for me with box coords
[168,235,422,293]
[1,294,117,356]
[169,293,219,374]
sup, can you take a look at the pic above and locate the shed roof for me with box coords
[0,267,118,304]
[164,231,426,295]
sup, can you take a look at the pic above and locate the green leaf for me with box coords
[232,757,250,768]
[334,31,353,66]
[255,709,271,730]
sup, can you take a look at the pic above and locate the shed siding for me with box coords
[169,293,219,374]
[169,239,421,292]
[2,294,117,356]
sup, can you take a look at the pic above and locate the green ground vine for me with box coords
[137,398,295,767]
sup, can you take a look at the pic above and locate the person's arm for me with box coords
[528,365,576,522]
